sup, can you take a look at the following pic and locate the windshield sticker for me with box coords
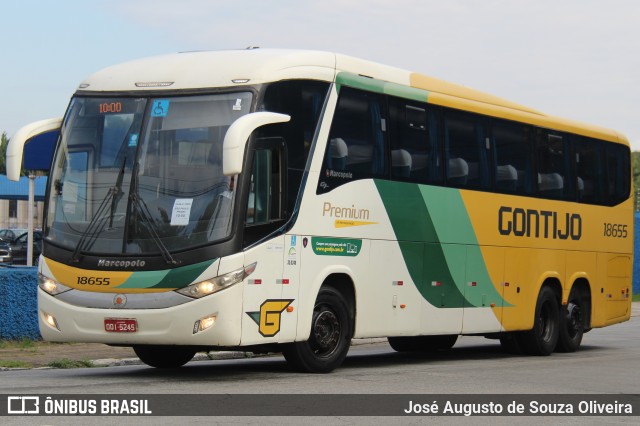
[170,198,193,226]
[128,133,139,147]
[62,182,78,203]
[233,99,243,111]
[63,203,76,215]
[151,100,170,117]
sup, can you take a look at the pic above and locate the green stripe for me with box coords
[336,72,428,103]
[375,180,508,309]
[117,259,217,289]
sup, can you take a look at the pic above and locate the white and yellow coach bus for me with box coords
[8,48,633,372]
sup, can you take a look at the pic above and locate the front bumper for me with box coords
[37,283,244,347]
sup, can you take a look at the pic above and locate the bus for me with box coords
[7,48,633,373]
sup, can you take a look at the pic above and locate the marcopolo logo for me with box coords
[97,259,146,268]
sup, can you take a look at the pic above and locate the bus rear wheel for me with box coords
[556,287,585,353]
[283,288,352,373]
[520,286,560,356]
[133,345,196,368]
[388,335,458,352]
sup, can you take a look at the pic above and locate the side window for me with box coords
[319,88,386,193]
[57,151,90,222]
[444,111,488,189]
[259,80,330,213]
[492,121,533,194]
[574,136,604,204]
[259,80,329,171]
[388,98,441,183]
[604,142,630,206]
[8,200,17,219]
[535,131,572,200]
[246,147,284,226]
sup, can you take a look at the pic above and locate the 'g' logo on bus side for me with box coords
[246,300,293,337]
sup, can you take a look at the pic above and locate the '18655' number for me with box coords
[77,277,111,285]
[603,223,627,238]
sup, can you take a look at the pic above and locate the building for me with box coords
[0,175,46,231]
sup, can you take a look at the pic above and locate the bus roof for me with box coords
[78,48,627,145]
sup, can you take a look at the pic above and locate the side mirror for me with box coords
[222,112,290,176]
[6,118,62,181]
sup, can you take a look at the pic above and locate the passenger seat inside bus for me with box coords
[538,172,564,196]
[391,149,412,178]
[448,157,469,186]
[329,138,348,170]
[496,164,518,191]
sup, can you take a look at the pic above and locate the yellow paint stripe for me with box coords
[334,220,378,228]
[44,258,156,294]
[409,72,623,144]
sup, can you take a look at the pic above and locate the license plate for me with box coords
[104,318,137,333]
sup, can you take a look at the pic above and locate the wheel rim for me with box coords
[565,301,582,339]
[538,301,554,342]
[310,305,341,358]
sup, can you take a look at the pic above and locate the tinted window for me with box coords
[492,121,533,194]
[319,88,387,193]
[444,111,489,189]
[604,142,630,205]
[535,131,572,200]
[388,98,441,183]
[575,136,604,204]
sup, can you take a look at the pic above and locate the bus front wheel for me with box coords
[283,288,353,373]
[133,345,196,368]
[520,286,560,356]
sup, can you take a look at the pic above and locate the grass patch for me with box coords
[0,338,38,350]
[47,358,94,369]
[0,360,33,369]
[633,294,640,302]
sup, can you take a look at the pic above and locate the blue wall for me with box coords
[635,213,640,295]
[0,267,40,340]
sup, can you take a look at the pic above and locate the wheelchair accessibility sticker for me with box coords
[151,100,170,117]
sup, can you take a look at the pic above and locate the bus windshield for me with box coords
[46,93,253,256]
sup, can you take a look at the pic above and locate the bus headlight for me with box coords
[38,273,72,296]
[176,262,256,299]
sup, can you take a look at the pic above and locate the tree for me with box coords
[633,151,640,210]
[0,131,9,175]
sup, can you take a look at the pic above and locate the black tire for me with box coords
[282,288,353,373]
[520,286,560,356]
[133,345,196,368]
[388,335,458,352]
[556,287,586,353]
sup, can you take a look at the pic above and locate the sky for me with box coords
[1,0,639,149]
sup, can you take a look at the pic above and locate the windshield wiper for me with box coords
[70,187,118,263]
[128,165,179,266]
[70,157,126,263]
[129,192,179,266]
